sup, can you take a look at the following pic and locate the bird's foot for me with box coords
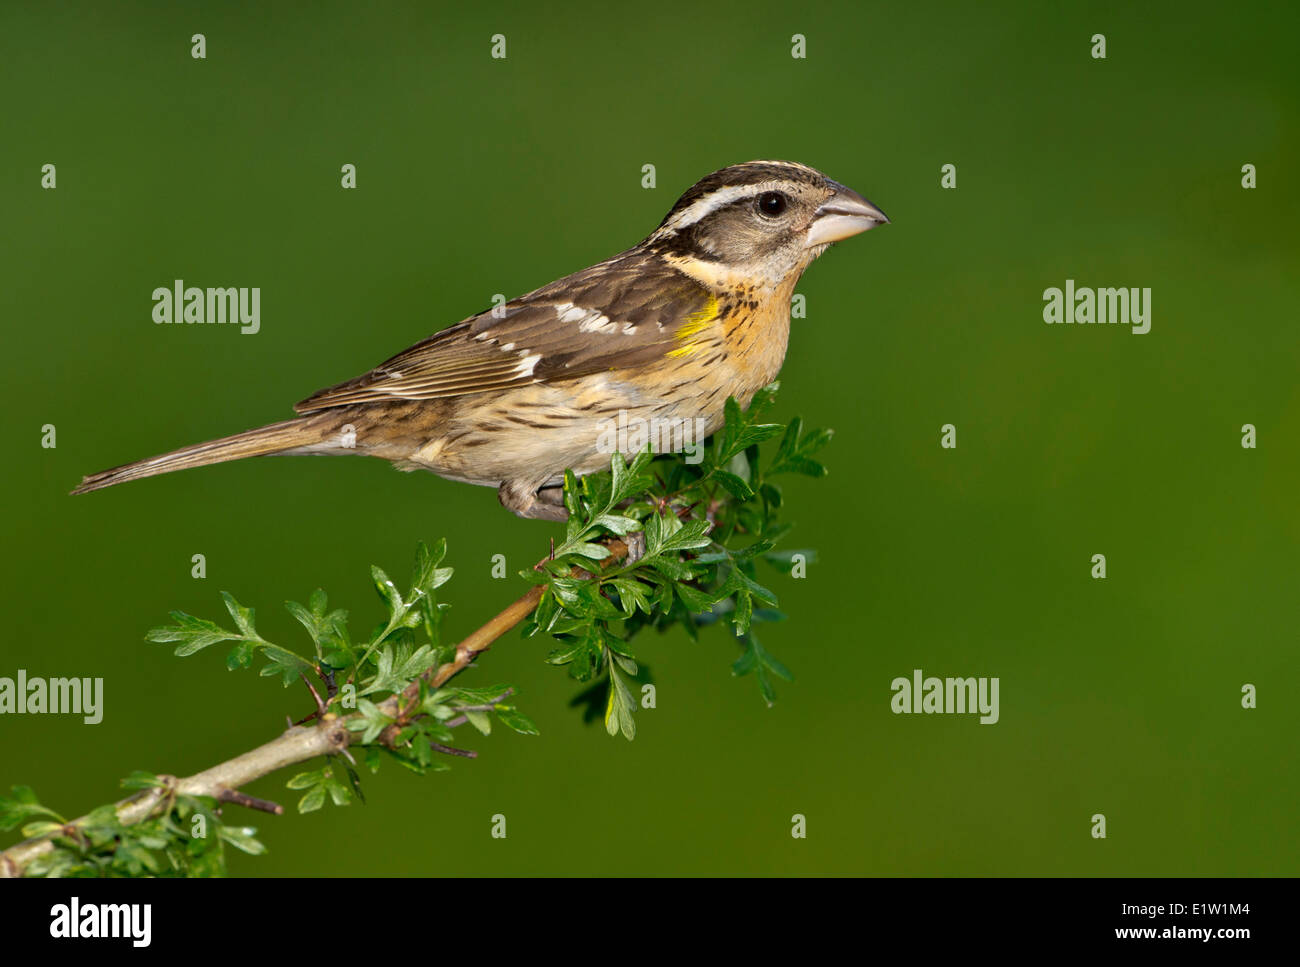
[499,480,570,521]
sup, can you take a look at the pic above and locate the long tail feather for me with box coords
[71,415,337,495]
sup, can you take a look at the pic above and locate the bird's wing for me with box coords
[294,250,718,413]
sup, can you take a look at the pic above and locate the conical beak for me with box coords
[804,182,890,247]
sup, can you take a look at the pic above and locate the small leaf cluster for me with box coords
[147,540,454,696]
[146,540,538,806]
[522,382,831,735]
[0,776,262,878]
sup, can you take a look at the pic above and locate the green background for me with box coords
[2,0,1296,875]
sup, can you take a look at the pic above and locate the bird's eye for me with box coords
[757,191,788,217]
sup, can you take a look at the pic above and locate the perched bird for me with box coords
[73,160,889,519]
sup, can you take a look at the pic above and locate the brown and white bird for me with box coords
[73,161,889,519]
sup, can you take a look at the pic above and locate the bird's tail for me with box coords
[71,414,342,495]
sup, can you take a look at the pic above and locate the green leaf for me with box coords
[348,699,395,744]
[258,644,315,687]
[674,582,715,613]
[610,577,653,615]
[218,825,266,856]
[146,612,239,656]
[733,589,754,635]
[768,419,834,477]
[562,469,583,520]
[495,705,540,736]
[284,599,316,640]
[326,779,352,807]
[434,684,513,706]
[225,640,254,670]
[120,771,167,791]
[550,579,622,619]
[747,382,780,418]
[731,422,783,453]
[516,567,552,586]
[359,642,438,697]
[566,542,611,561]
[646,555,699,582]
[547,623,604,681]
[592,513,641,537]
[732,635,794,706]
[371,565,403,615]
[21,820,66,838]
[221,592,259,639]
[286,770,324,790]
[604,662,638,741]
[732,538,777,562]
[545,636,588,666]
[464,709,492,735]
[409,539,453,597]
[609,451,653,505]
[0,786,63,832]
[297,786,327,813]
[713,470,754,500]
[656,518,713,554]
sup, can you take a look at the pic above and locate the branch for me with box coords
[0,719,346,877]
[0,539,627,879]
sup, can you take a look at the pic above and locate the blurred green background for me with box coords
[2,0,1296,875]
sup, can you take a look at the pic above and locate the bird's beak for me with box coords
[804,183,890,248]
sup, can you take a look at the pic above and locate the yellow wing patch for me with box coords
[666,294,720,358]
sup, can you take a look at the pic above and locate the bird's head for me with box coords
[646,160,889,290]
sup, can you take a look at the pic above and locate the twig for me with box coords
[429,744,477,759]
[442,689,515,729]
[217,788,284,816]
[379,538,628,743]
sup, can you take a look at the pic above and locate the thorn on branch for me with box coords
[301,674,327,717]
[536,537,556,570]
[292,673,332,726]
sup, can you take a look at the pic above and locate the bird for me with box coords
[72,160,889,519]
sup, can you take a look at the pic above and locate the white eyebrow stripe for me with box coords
[659,182,780,232]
